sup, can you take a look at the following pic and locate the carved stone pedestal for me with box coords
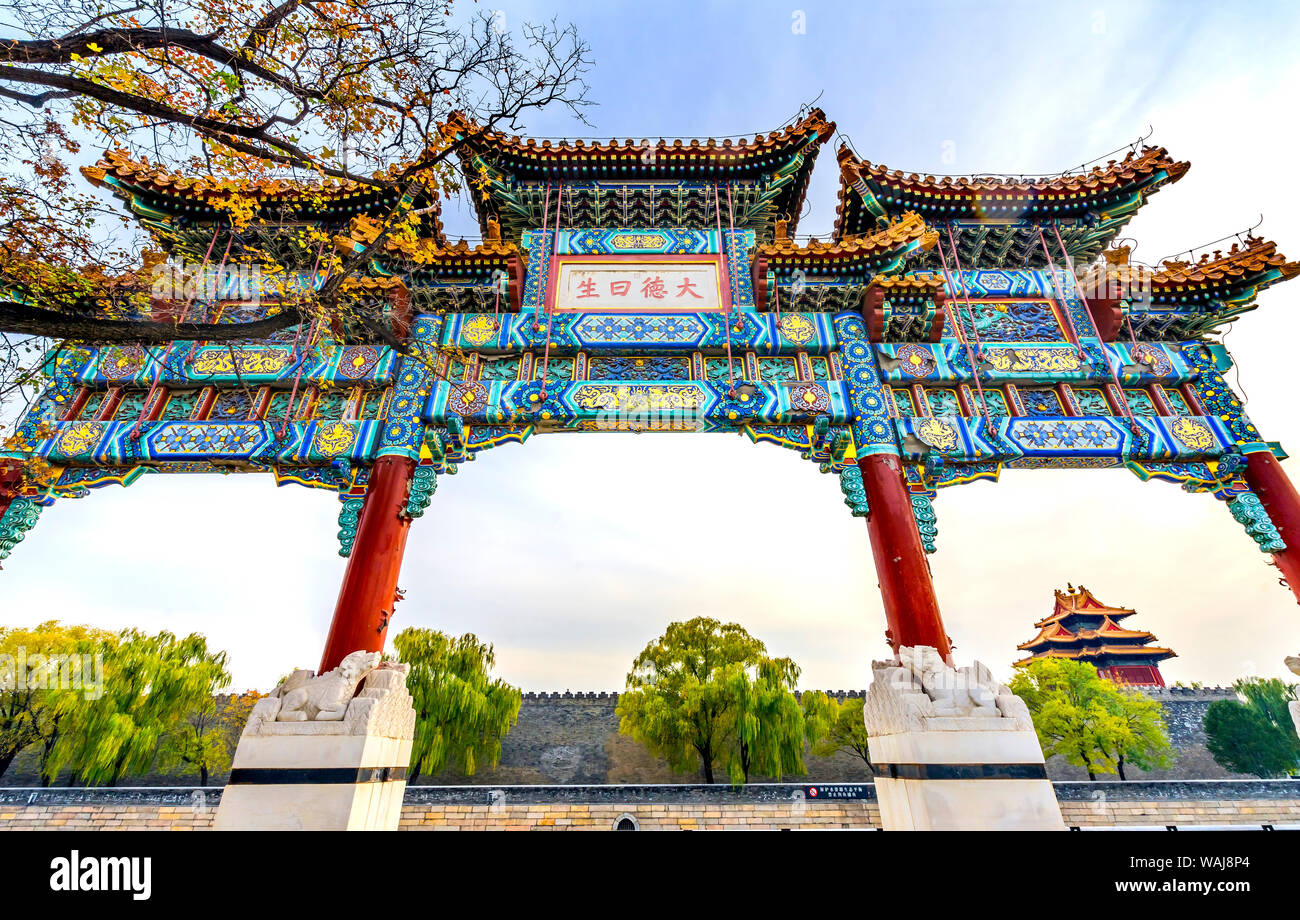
[864,646,1065,831]
[214,651,416,831]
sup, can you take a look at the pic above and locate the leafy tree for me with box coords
[391,628,521,782]
[807,695,872,770]
[1009,658,1170,781]
[0,1,592,437]
[0,620,115,779]
[1205,703,1296,778]
[616,617,820,785]
[1204,677,1300,778]
[218,690,262,752]
[721,655,812,784]
[161,689,262,786]
[43,629,229,785]
[1,1,591,187]
[1101,688,1173,780]
[1236,677,1300,746]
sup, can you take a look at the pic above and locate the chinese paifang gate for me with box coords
[2,108,1299,677]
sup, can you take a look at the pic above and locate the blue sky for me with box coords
[4,1,1300,691]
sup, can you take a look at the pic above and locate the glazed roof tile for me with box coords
[841,143,1187,194]
[1078,237,1300,312]
[338,275,407,293]
[339,215,517,265]
[84,149,387,200]
[1014,645,1176,666]
[834,144,1190,238]
[82,149,445,239]
[1019,626,1164,650]
[446,111,836,240]
[443,108,836,164]
[1149,236,1294,286]
[757,212,936,265]
[1033,584,1136,628]
[865,272,946,297]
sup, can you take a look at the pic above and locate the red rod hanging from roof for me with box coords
[714,183,736,395]
[1037,223,1141,434]
[129,228,227,439]
[935,225,992,420]
[539,182,562,396]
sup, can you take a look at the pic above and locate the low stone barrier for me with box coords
[2,780,1297,830]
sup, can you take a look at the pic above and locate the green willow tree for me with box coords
[43,630,229,785]
[1205,677,1300,778]
[392,628,521,782]
[616,617,821,785]
[1009,658,1171,781]
[0,620,115,780]
[160,689,261,786]
[724,656,813,784]
[807,695,872,771]
[1101,687,1173,780]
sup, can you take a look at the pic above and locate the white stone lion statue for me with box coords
[276,650,382,722]
[862,645,1033,736]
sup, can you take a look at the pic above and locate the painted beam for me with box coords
[78,344,397,387]
[877,341,1192,386]
[425,379,851,429]
[37,419,381,464]
[435,310,839,355]
[896,414,1232,463]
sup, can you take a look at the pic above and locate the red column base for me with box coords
[858,454,952,660]
[1243,451,1300,605]
[319,455,415,673]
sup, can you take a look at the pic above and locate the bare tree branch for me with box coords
[0,301,302,343]
[0,1,593,413]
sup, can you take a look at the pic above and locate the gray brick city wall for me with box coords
[0,687,1253,787]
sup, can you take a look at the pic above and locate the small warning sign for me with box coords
[802,784,870,800]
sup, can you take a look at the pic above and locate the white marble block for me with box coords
[214,652,416,831]
[864,646,1065,831]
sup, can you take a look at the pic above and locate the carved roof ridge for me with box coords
[81,147,447,244]
[1080,235,1300,297]
[1151,235,1299,285]
[757,212,936,260]
[836,143,1188,194]
[339,214,517,263]
[82,148,410,200]
[833,144,1189,241]
[442,108,837,160]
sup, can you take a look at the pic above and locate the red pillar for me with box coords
[319,455,416,673]
[1243,451,1300,605]
[858,454,953,659]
